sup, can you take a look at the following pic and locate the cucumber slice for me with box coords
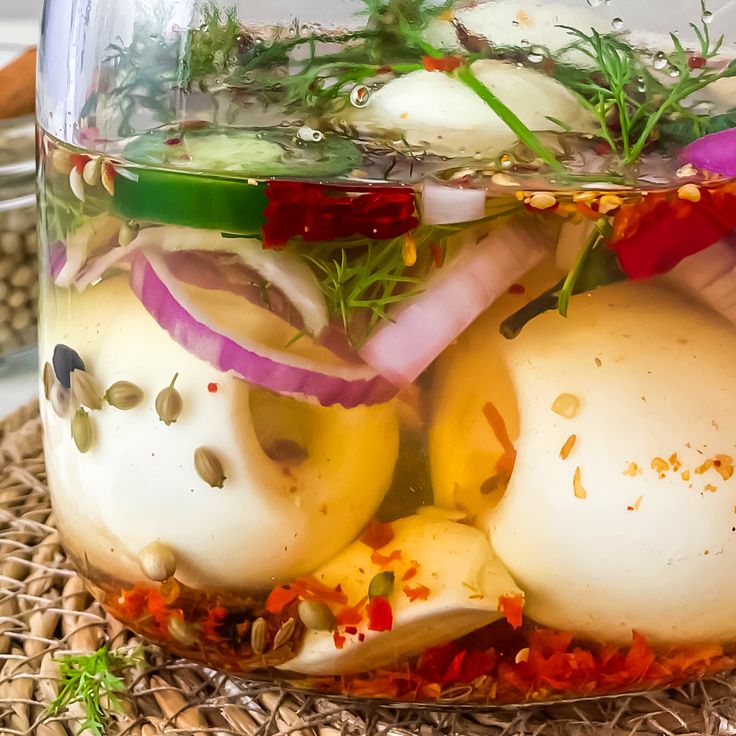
[112,170,268,236]
[123,126,362,178]
[113,126,363,233]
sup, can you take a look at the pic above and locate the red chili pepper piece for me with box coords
[422,55,463,73]
[265,585,298,614]
[688,55,707,69]
[498,594,524,629]
[333,631,347,650]
[69,154,90,174]
[366,595,393,632]
[360,519,395,550]
[403,584,431,602]
[610,184,736,279]
[262,182,419,247]
[207,382,219,393]
[370,549,402,567]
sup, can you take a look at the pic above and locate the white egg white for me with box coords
[431,276,736,644]
[342,59,595,157]
[424,0,605,67]
[281,509,523,675]
[41,274,400,591]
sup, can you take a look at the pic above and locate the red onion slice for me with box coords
[666,235,736,324]
[421,179,487,225]
[75,226,330,337]
[129,250,398,408]
[681,128,736,176]
[358,219,548,385]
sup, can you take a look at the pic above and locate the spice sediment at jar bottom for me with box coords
[35,0,736,706]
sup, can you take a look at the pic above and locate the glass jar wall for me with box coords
[38,0,736,705]
[0,116,37,369]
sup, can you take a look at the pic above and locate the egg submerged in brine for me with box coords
[429,274,736,645]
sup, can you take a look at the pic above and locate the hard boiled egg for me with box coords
[281,509,522,675]
[342,59,595,157]
[430,278,736,644]
[41,274,399,591]
[424,0,605,68]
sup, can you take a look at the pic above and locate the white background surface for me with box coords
[0,6,40,418]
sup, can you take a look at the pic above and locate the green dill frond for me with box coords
[48,646,142,736]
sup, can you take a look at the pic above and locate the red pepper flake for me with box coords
[201,605,228,639]
[688,55,707,69]
[482,402,517,478]
[70,153,91,174]
[207,382,219,394]
[403,584,431,602]
[345,625,358,635]
[265,585,298,614]
[370,549,402,567]
[430,242,445,268]
[401,566,418,582]
[610,183,736,279]
[333,632,347,650]
[594,140,612,155]
[358,633,366,642]
[360,519,395,550]
[262,182,419,247]
[498,594,524,629]
[164,137,183,146]
[575,200,601,220]
[422,55,463,73]
[366,595,394,632]
[291,576,349,606]
[508,283,526,295]
[336,596,367,626]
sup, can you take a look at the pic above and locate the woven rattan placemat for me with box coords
[2,401,736,736]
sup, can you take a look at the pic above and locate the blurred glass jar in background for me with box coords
[0,114,37,370]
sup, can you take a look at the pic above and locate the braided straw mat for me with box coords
[3,401,736,736]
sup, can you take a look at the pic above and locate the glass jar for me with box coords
[0,115,37,371]
[37,0,736,705]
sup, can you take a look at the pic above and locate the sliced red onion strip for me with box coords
[666,235,736,324]
[681,128,736,176]
[49,241,67,280]
[359,219,548,385]
[75,225,330,337]
[421,179,487,225]
[130,250,398,408]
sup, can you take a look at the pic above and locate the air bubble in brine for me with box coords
[297,126,324,143]
[586,0,603,7]
[350,85,371,108]
[528,47,545,63]
[703,10,714,24]
[652,52,668,70]
[611,17,624,30]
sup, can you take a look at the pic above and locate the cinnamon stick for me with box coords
[0,48,36,121]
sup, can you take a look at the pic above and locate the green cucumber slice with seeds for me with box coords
[123,126,362,178]
[112,126,362,233]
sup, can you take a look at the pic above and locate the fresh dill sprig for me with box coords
[455,65,565,173]
[48,646,142,736]
[179,5,243,88]
[557,0,736,164]
[305,234,423,346]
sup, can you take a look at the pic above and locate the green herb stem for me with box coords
[455,65,565,173]
[557,218,607,317]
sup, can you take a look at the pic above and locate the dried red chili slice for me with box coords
[610,184,736,279]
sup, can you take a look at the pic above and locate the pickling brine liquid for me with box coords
[37,0,736,706]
